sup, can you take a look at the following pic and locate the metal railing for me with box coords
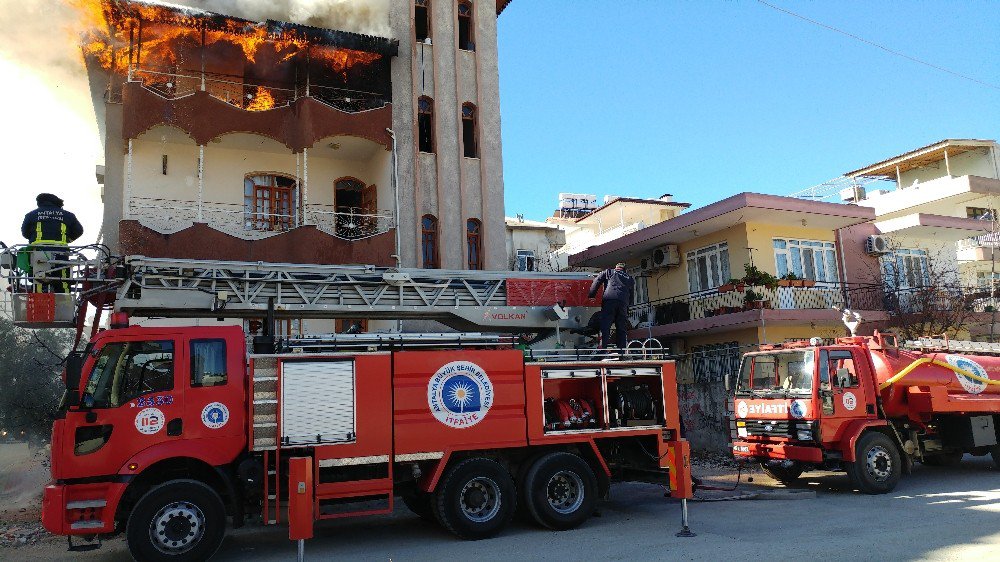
[629,282,1000,329]
[308,205,394,240]
[128,198,393,241]
[127,67,387,113]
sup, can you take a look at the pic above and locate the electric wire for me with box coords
[756,0,1000,92]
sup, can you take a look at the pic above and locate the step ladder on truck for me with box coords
[1,244,694,560]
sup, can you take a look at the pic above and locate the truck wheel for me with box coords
[401,492,435,521]
[921,451,963,467]
[125,479,226,562]
[759,460,803,484]
[845,433,902,494]
[432,458,515,540]
[522,452,597,531]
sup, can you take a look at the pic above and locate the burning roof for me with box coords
[78,0,397,73]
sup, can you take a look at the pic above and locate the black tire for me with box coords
[522,452,598,531]
[401,492,435,521]
[921,451,963,467]
[432,458,516,540]
[991,446,1000,469]
[125,479,226,562]
[759,460,804,484]
[844,432,902,495]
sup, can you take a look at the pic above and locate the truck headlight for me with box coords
[796,429,813,441]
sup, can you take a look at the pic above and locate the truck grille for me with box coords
[741,419,792,438]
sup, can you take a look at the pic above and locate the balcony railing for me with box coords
[128,197,393,241]
[628,282,1000,330]
[128,67,388,113]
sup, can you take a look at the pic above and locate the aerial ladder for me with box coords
[0,244,663,356]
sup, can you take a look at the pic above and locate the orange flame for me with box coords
[245,87,276,112]
[70,0,382,76]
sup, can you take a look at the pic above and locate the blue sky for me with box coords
[497,1,1000,220]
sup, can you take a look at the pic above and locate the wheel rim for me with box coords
[546,470,585,514]
[148,501,206,555]
[866,445,892,481]
[459,477,501,523]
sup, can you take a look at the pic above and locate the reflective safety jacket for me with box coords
[21,196,84,246]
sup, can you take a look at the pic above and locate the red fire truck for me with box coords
[5,250,693,560]
[730,331,1000,494]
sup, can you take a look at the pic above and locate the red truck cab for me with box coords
[43,325,248,554]
[730,338,896,493]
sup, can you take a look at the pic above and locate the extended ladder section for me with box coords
[117,256,599,331]
[0,245,601,333]
[905,338,1000,356]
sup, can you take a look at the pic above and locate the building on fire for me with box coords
[85,0,511,274]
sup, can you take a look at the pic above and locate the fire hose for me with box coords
[878,357,1000,391]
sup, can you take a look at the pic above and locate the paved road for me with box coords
[23,455,1000,561]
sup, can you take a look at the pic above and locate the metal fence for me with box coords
[628,283,1000,328]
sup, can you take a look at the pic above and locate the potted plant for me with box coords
[742,264,779,290]
[744,288,772,309]
[719,278,744,293]
[801,278,817,288]
[778,272,798,287]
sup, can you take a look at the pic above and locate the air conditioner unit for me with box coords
[651,244,681,268]
[864,235,890,255]
[639,256,655,273]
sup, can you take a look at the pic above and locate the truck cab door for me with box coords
[818,348,876,446]
[57,338,182,481]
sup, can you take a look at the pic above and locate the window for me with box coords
[457,1,474,51]
[422,214,439,268]
[825,350,859,387]
[462,103,478,158]
[967,207,996,220]
[467,218,483,270]
[629,267,648,306]
[977,271,1000,288]
[84,340,174,408]
[334,177,377,238]
[685,242,730,293]
[415,0,431,43]
[336,319,368,333]
[191,339,227,387]
[245,174,297,231]
[773,238,838,283]
[418,97,434,153]
[881,248,929,289]
[516,249,535,271]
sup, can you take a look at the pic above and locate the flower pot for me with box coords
[719,284,734,293]
[778,279,794,287]
[801,280,816,288]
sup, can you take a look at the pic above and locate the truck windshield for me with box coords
[83,341,174,408]
[735,350,814,397]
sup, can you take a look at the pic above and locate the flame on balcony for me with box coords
[71,0,383,79]
[245,86,276,112]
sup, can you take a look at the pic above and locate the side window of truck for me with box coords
[191,339,227,387]
[827,350,859,388]
[116,341,175,406]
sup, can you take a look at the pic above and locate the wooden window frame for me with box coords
[462,102,478,158]
[245,173,297,232]
[457,1,475,51]
[418,96,435,153]
[467,218,483,270]
[415,0,432,43]
[422,214,440,268]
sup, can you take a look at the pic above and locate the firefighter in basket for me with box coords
[21,193,84,293]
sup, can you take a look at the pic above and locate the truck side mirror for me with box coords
[836,368,850,388]
[64,351,85,408]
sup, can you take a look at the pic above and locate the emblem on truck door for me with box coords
[427,361,494,428]
[201,402,230,429]
[135,407,165,435]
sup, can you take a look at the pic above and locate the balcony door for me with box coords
[245,174,296,232]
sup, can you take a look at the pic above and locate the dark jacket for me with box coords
[22,194,84,244]
[588,268,635,303]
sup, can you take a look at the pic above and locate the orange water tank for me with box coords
[869,347,1000,417]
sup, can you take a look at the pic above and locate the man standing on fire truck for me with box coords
[21,193,84,293]
[588,262,634,349]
